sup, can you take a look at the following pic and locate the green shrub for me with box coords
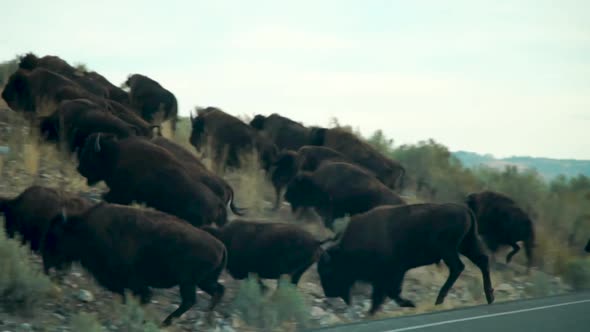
[563,258,590,290]
[116,291,161,332]
[70,312,105,332]
[0,226,52,314]
[232,274,310,330]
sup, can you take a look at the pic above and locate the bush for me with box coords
[70,312,105,332]
[115,291,161,332]
[0,225,52,314]
[232,274,310,330]
[563,258,590,290]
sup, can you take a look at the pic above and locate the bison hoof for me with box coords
[435,297,444,305]
[486,289,495,304]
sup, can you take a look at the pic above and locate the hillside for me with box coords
[453,151,590,180]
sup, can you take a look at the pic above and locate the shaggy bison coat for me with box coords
[150,136,245,216]
[124,74,178,130]
[202,220,332,286]
[310,127,405,190]
[284,161,406,229]
[0,186,93,252]
[465,191,536,270]
[39,99,140,155]
[249,113,315,151]
[189,107,278,172]
[41,202,227,326]
[317,203,495,315]
[270,146,349,209]
[76,133,228,227]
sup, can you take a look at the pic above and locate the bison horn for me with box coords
[94,133,101,152]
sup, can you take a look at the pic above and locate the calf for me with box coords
[318,203,495,315]
[77,133,228,227]
[284,161,406,229]
[41,202,227,326]
[0,185,93,252]
[465,191,536,270]
[202,220,334,286]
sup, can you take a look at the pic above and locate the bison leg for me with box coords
[435,253,465,305]
[505,243,520,264]
[132,288,153,305]
[368,285,387,316]
[387,271,415,308]
[162,283,197,326]
[462,251,495,305]
[272,185,282,211]
[198,278,226,312]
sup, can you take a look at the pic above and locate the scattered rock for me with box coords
[77,289,94,302]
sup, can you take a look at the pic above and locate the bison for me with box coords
[124,74,178,131]
[284,161,406,229]
[0,185,93,252]
[150,136,245,216]
[202,220,335,287]
[585,239,590,253]
[249,113,315,151]
[317,203,495,315]
[270,146,349,209]
[39,99,142,155]
[41,202,227,326]
[189,107,278,172]
[77,133,228,227]
[465,191,536,271]
[310,127,405,190]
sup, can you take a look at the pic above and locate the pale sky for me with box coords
[1,0,589,159]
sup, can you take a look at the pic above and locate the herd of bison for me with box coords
[0,53,589,327]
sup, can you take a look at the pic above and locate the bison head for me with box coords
[249,115,267,130]
[189,116,207,151]
[18,53,40,71]
[2,69,34,112]
[270,150,299,190]
[284,172,324,212]
[77,132,117,186]
[317,247,351,304]
[41,209,79,275]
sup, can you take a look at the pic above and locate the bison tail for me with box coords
[226,186,246,216]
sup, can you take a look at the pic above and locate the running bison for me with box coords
[284,161,406,229]
[39,99,141,155]
[249,113,315,151]
[317,203,495,315]
[202,220,335,287]
[189,107,278,172]
[150,136,245,216]
[465,191,536,271]
[310,127,405,190]
[77,133,228,227]
[42,202,227,326]
[0,186,93,252]
[270,146,349,209]
[124,74,178,131]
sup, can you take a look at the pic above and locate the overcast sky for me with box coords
[2,0,589,159]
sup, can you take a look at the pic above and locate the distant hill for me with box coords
[452,151,590,180]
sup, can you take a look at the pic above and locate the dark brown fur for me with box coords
[585,239,590,253]
[284,161,406,229]
[150,136,245,216]
[41,202,227,326]
[77,133,228,227]
[249,113,315,151]
[0,186,93,252]
[465,191,536,270]
[189,107,278,172]
[124,74,178,130]
[310,127,405,190]
[202,220,334,286]
[318,203,495,315]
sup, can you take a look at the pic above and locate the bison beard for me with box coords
[317,203,495,315]
[41,203,227,326]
